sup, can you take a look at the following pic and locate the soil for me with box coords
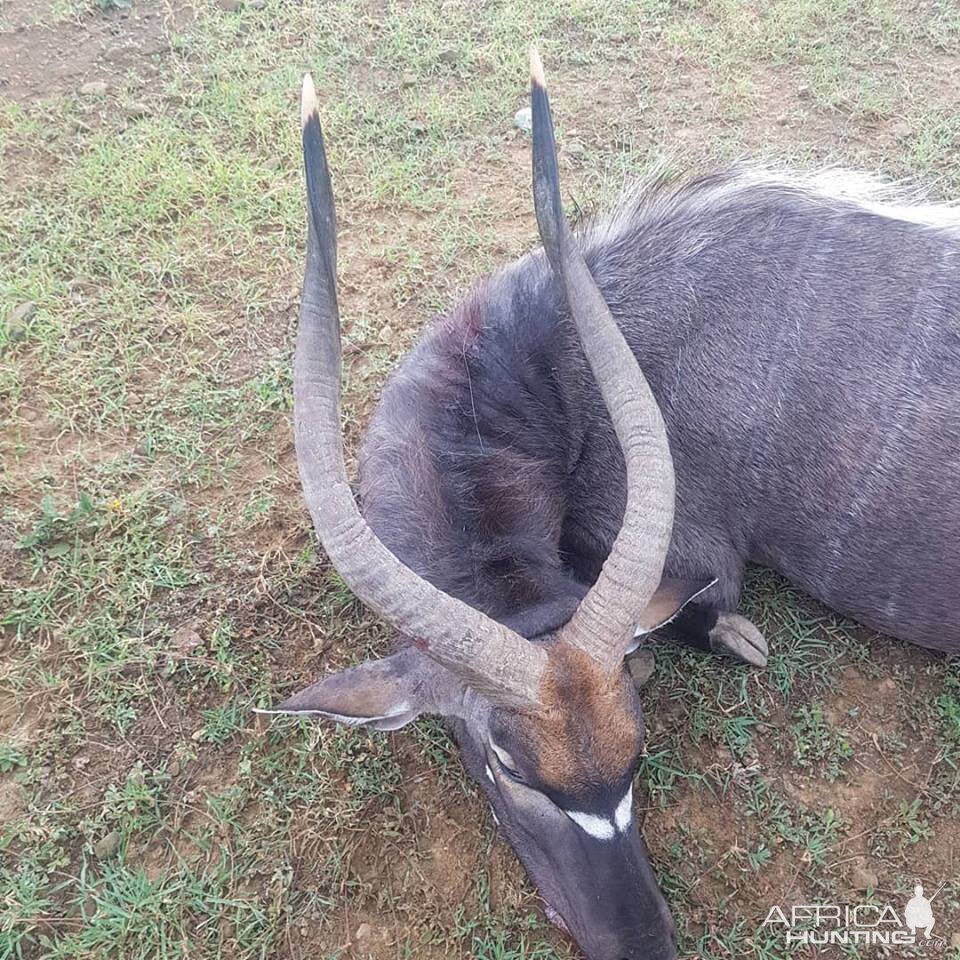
[0,2,191,105]
[3,3,959,959]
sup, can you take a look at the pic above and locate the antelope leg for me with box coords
[708,612,768,667]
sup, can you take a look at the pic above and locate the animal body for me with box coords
[362,162,960,659]
[262,51,960,960]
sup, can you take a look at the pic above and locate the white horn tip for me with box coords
[529,45,545,88]
[301,73,318,130]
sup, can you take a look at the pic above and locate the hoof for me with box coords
[544,904,570,934]
[709,613,768,667]
[626,647,656,688]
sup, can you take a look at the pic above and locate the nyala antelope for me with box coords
[260,49,960,960]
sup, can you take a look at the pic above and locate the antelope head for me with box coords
[262,50,690,960]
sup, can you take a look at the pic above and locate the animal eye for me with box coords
[489,741,526,784]
[498,757,525,783]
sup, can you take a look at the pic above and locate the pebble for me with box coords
[951,932,960,949]
[354,922,372,942]
[0,781,26,821]
[6,302,36,342]
[378,323,394,344]
[248,0,267,7]
[626,648,656,688]
[170,624,202,653]
[401,72,417,89]
[852,864,878,891]
[125,102,152,120]
[80,80,108,96]
[891,120,912,141]
[218,0,243,9]
[514,106,532,133]
[94,830,121,860]
[564,139,587,158]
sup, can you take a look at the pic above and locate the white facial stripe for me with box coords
[565,809,616,841]
[485,764,495,784]
[614,785,633,833]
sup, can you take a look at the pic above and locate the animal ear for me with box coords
[256,648,445,731]
[626,576,717,651]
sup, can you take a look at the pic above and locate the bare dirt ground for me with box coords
[2,1,959,959]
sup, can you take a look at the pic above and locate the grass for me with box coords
[2,0,960,958]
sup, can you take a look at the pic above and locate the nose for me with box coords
[616,938,677,960]
[611,938,677,960]
[609,913,678,960]
[589,918,677,960]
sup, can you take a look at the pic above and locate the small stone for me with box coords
[776,115,789,126]
[125,102,152,120]
[564,139,587,158]
[514,106,532,133]
[248,0,266,7]
[218,0,243,9]
[80,80,108,96]
[401,72,417,89]
[951,932,960,949]
[6,302,35,342]
[852,864,878,892]
[626,648,656,688]
[94,830,121,860]
[0,781,26,821]
[782,776,812,805]
[354,922,372,942]
[437,49,458,65]
[378,324,394,344]
[891,120,912,141]
[797,85,812,99]
[263,156,281,171]
[167,759,181,777]
[170,624,202,654]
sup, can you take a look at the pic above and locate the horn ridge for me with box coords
[293,74,545,705]
[528,49,676,668]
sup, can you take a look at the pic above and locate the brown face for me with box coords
[469,642,676,960]
[496,645,645,808]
